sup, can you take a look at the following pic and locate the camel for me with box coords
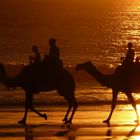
[0,63,78,125]
[76,61,140,124]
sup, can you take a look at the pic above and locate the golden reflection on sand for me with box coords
[1,105,140,139]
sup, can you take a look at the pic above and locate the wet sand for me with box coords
[0,105,140,140]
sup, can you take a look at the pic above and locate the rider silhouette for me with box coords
[115,42,135,82]
[121,42,135,65]
[29,45,41,65]
[41,38,62,82]
[48,38,63,71]
[119,42,135,90]
[49,38,60,64]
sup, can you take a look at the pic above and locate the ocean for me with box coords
[0,0,140,106]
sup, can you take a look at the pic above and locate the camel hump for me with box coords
[18,59,64,83]
[115,62,140,76]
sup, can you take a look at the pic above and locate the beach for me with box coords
[1,54,140,140]
[0,0,140,139]
[0,105,140,140]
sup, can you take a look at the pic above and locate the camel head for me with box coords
[76,61,92,71]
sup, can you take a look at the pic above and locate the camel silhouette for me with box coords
[76,61,140,124]
[0,63,78,125]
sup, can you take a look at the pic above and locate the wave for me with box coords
[0,87,140,107]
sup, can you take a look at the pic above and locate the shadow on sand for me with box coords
[106,122,138,140]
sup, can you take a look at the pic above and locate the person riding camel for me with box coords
[49,38,60,64]
[115,42,135,77]
[29,45,41,65]
[42,38,63,70]
[121,42,135,65]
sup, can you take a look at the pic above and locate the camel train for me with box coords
[0,59,140,125]
[0,41,139,125]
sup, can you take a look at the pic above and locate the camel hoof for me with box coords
[62,118,68,122]
[66,120,72,125]
[42,114,47,120]
[18,120,26,125]
[103,119,110,123]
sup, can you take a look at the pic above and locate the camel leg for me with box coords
[18,93,30,124]
[125,92,139,124]
[27,93,47,120]
[57,87,78,124]
[30,106,47,120]
[18,107,28,125]
[62,104,72,123]
[18,93,47,125]
[66,99,78,124]
[103,90,118,123]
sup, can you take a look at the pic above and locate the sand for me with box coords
[0,105,140,140]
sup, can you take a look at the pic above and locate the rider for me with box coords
[121,42,135,65]
[29,45,41,65]
[49,38,60,64]
[48,38,63,70]
[118,42,135,90]
[115,42,135,76]
[41,38,62,81]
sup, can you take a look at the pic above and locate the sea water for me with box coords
[0,0,140,105]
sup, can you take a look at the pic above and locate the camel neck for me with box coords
[84,63,111,87]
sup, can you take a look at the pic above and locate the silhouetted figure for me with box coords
[117,43,135,77]
[76,61,139,124]
[48,38,63,70]
[120,43,135,90]
[29,45,41,65]
[121,42,135,65]
[0,63,78,125]
[49,38,60,62]
[41,38,63,78]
